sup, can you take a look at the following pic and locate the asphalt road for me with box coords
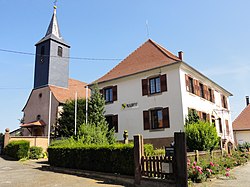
[0,156,126,187]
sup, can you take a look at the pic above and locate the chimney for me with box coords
[178,51,183,61]
[246,96,249,106]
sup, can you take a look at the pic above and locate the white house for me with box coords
[92,39,234,149]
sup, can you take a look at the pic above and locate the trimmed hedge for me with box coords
[48,144,134,175]
[4,140,30,160]
[29,146,43,159]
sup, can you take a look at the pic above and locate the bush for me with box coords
[4,140,30,160]
[29,146,43,159]
[185,120,219,151]
[48,143,134,175]
[144,144,154,156]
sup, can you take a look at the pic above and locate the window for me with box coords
[142,74,167,96]
[185,75,195,94]
[100,86,117,103]
[218,118,222,133]
[151,109,163,129]
[58,46,63,57]
[149,77,161,94]
[105,88,113,103]
[208,88,213,102]
[36,115,41,120]
[211,116,216,127]
[40,46,45,63]
[221,94,228,109]
[199,83,205,98]
[202,112,207,121]
[105,115,118,132]
[143,107,170,130]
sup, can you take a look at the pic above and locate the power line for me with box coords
[0,48,122,61]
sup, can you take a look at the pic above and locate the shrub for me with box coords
[144,144,154,156]
[4,140,30,160]
[48,143,134,175]
[185,120,219,151]
[29,146,43,159]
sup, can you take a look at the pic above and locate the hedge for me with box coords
[48,144,134,175]
[29,146,43,159]
[4,140,30,160]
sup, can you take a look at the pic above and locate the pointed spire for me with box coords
[45,5,62,38]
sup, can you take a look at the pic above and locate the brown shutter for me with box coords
[197,111,202,120]
[112,85,117,101]
[112,115,118,133]
[194,80,200,96]
[160,74,167,92]
[142,79,148,96]
[212,90,215,103]
[225,120,229,135]
[221,94,224,108]
[206,114,210,122]
[143,111,150,130]
[163,107,170,128]
[204,85,208,100]
[225,96,228,109]
[185,74,190,92]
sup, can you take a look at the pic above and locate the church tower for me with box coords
[33,5,70,89]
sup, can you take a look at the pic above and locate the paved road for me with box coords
[194,162,250,187]
[0,156,126,187]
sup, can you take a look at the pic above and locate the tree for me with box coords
[57,99,86,137]
[78,84,116,144]
[185,120,219,151]
[185,109,199,125]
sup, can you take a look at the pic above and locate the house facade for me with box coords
[233,97,250,145]
[93,39,234,148]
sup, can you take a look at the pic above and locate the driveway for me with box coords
[0,156,127,187]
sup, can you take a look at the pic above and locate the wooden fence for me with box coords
[141,155,174,180]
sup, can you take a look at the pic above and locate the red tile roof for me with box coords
[20,120,46,127]
[94,39,181,83]
[233,105,250,131]
[49,78,90,103]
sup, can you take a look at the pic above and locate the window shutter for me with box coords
[224,96,228,109]
[221,94,224,108]
[112,115,118,133]
[204,85,208,100]
[163,107,170,128]
[212,90,215,103]
[112,85,117,101]
[194,80,199,96]
[142,79,148,96]
[225,120,229,135]
[206,113,210,122]
[185,74,190,92]
[160,74,167,92]
[143,111,150,130]
[197,111,202,119]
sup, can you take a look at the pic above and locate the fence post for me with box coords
[4,128,10,148]
[134,134,143,185]
[174,132,188,187]
[195,150,199,163]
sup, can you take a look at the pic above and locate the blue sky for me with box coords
[0,0,250,133]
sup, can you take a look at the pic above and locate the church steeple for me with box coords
[45,5,62,39]
[33,4,70,89]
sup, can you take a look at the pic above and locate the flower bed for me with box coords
[187,150,249,183]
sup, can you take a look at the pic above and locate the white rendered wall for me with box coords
[179,64,234,144]
[98,63,184,140]
[234,131,250,144]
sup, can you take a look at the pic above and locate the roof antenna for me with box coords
[146,20,150,39]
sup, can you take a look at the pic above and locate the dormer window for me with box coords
[58,46,63,57]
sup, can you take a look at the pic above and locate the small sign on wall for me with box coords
[162,162,173,173]
[121,102,138,110]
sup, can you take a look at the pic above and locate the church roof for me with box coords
[35,6,69,47]
[94,39,181,84]
[233,104,250,131]
[49,79,90,103]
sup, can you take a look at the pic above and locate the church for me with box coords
[21,6,89,137]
